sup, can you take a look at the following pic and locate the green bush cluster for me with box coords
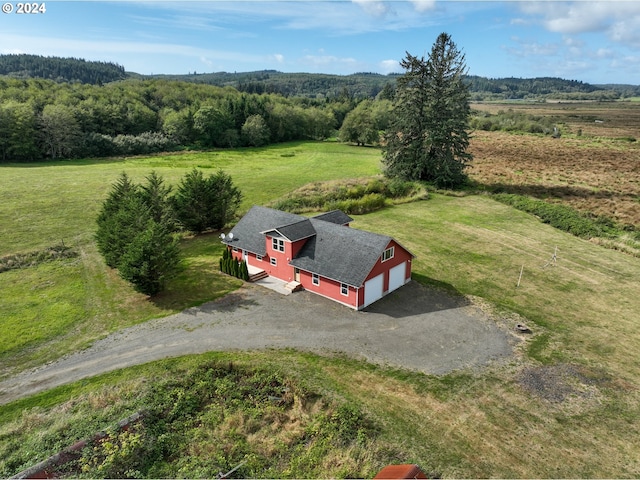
[219,248,249,281]
[270,177,419,214]
[493,193,620,239]
[471,110,559,135]
[81,132,177,158]
[328,193,386,215]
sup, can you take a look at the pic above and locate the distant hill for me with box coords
[146,70,639,100]
[0,54,126,84]
[142,70,398,99]
[2,54,638,99]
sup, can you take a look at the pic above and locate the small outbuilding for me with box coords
[222,205,414,310]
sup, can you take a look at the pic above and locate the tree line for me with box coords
[0,54,125,84]
[0,77,346,162]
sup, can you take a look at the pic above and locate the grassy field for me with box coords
[470,102,640,228]
[1,107,640,477]
[0,141,380,376]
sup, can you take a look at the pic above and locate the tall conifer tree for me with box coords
[383,33,472,188]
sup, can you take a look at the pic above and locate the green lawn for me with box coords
[1,141,640,477]
[0,141,381,375]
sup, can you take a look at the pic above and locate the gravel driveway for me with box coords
[0,281,516,405]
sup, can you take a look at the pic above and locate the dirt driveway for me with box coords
[0,282,516,405]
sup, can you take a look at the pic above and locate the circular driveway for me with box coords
[0,281,516,405]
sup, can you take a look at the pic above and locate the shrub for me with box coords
[219,254,249,281]
[493,193,618,239]
[328,193,386,215]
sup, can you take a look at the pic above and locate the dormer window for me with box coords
[272,237,285,252]
[382,246,394,262]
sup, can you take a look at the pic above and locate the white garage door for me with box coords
[363,273,384,308]
[388,262,407,292]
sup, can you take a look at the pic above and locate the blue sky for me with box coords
[1,1,640,84]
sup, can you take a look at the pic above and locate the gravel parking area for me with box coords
[0,281,516,405]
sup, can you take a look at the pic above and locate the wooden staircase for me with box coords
[248,269,268,282]
[284,281,303,292]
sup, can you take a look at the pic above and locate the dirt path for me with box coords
[0,282,517,405]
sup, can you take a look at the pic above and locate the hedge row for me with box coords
[219,248,249,281]
[492,193,619,239]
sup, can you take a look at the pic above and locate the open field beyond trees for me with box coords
[1,102,639,478]
[470,102,640,228]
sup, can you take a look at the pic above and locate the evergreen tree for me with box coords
[95,173,139,267]
[117,219,180,296]
[139,170,175,229]
[172,168,242,233]
[95,171,180,295]
[383,33,472,188]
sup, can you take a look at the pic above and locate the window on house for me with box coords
[312,273,320,286]
[272,237,284,252]
[256,255,262,261]
[270,257,277,266]
[382,246,394,262]
[341,283,348,296]
[232,246,238,252]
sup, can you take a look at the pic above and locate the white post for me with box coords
[517,265,524,288]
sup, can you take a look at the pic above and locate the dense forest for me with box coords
[1,54,639,163]
[0,54,126,84]
[0,76,345,162]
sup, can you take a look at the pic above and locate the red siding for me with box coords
[357,240,412,309]
[227,236,412,311]
[297,269,358,309]
[264,235,294,281]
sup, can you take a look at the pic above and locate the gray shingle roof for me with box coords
[223,205,410,287]
[262,218,316,242]
[312,210,353,225]
[290,218,393,287]
[223,206,304,256]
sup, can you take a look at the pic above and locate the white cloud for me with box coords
[507,36,559,58]
[379,59,400,73]
[352,0,389,17]
[0,33,268,69]
[410,0,436,13]
[271,53,285,64]
[519,1,640,45]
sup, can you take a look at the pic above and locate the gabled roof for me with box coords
[290,218,393,287]
[223,205,413,287]
[223,206,304,256]
[262,218,316,242]
[312,210,353,225]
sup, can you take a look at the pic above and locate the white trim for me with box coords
[312,273,320,286]
[382,246,394,262]
[272,237,285,252]
[256,254,263,261]
[340,283,349,296]
[270,257,277,266]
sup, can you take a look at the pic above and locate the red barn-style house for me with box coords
[222,206,414,310]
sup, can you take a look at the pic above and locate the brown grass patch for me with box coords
[469,103,640,227]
